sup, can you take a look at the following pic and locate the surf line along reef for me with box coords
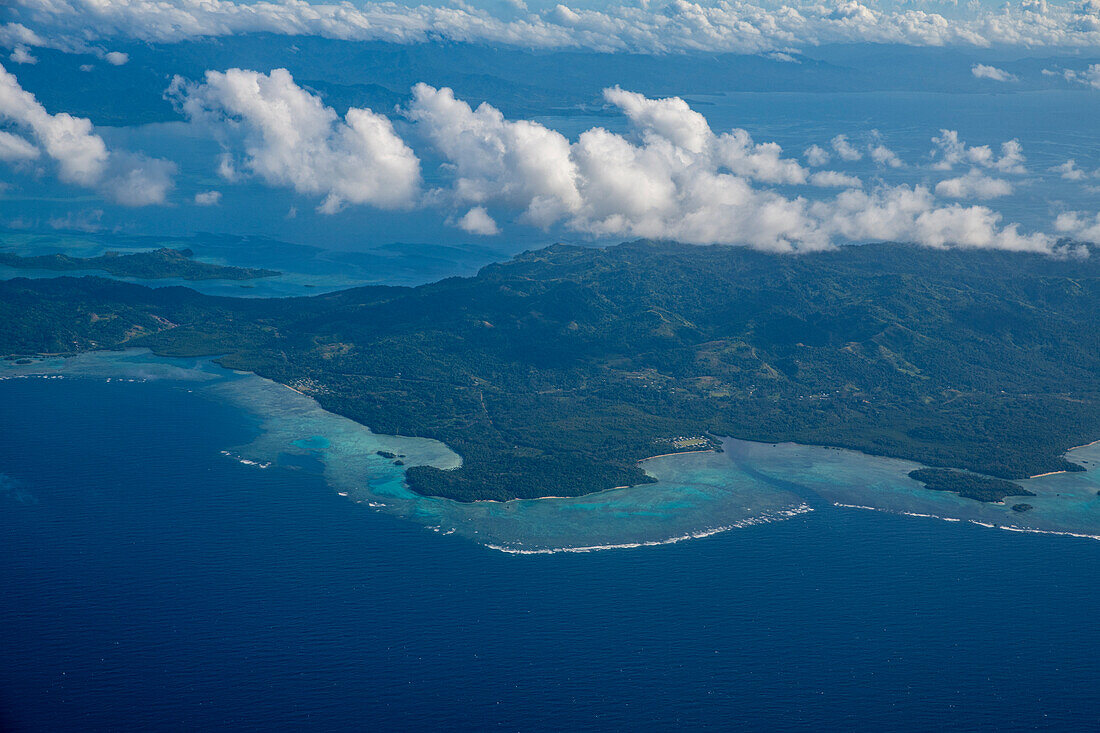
[2,239,1100,504]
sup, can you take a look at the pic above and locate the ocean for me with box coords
[2,366,1100,730]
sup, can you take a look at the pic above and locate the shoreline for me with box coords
[1067,438,1100,452]
[1026,438,1100,479]
[8,351,1100,551]
[466,448,720,504]
[469,448,720,503]
[640,448,716,462]
[834,502,1100,543]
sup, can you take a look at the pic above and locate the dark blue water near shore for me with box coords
[3,377,1100,731]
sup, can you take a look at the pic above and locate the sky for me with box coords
[1,0,1099,257]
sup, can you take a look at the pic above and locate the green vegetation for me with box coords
[907,468,1035,503]
[0,248,279,281]
[2,240,1099,502]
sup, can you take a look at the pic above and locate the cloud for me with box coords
[456,206,500,235]
[0,63,106,185]
[809,170,861,188]
[0,23,47,52]
[0,63,174,204]
[194,190,221,205]
[815,185,1051,252]
[971,64,1017,82]
[101,151,175,206]
[869,143,903,168]
[168,68,421,213]
[1062,64,1100,89]
[1056,211,1100,244]
[409,82,822,250]
[9,0,1100,55]
[934,169,1014,199]
[408,84,1054,254]
[831,135,862,162]
[0,130,38,161]
[1052,159,1088,180]
[606,86,809,184]
[825,132,902,167]
[804,144,830,167]
[930,130,1026,174]
[104,51,128,65]
[405,83,580,226]
[9,45,36,65]
[47,208,104,232]
[989,140,1026,174]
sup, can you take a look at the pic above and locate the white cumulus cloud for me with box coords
[1056,211,1100,244]
[809,170,861,188]
[831,135,863,162]
[971,64,1017,82]
[815,185,1049,252]
[194,190,221,206]
[169,68,421,213]
[408,85,1054,254]
[0,130,38,161]
[869,142,904,168]
[0,63,174,204]
[9,45,36,65]
[804,144,831,167]
[1052,159,1088,180]
[456,206,500,235]
[930,130,1026,174]
[934,169,1014,199]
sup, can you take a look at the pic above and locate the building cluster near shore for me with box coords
[655,435,713,451]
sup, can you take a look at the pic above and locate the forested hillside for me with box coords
[3,240,1099,501]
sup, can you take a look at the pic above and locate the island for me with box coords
[907,469,1036,503]
[1,239,1098,502]
[0,248,279,281]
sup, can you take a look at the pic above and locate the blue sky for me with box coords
[1,1,1099,257]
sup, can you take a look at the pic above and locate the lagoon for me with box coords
[5,349,1099,553]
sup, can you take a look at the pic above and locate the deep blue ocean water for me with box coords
[3,377,1100,731]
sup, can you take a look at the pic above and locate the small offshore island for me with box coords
[2,240,1099,503]
[907,468,1035,503]
[0,248,280,281]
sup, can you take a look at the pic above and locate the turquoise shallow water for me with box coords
[4,349,1099,553]
[4,369,1100,731]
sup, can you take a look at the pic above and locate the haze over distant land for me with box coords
[0,247,279,280]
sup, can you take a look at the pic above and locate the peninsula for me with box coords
[1,240,1098,502]
[0,248,280,281]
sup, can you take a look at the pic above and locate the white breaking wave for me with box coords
[484,503,814,554]
[833,502,1100,541]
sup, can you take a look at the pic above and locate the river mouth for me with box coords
[5,348,1099,552]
